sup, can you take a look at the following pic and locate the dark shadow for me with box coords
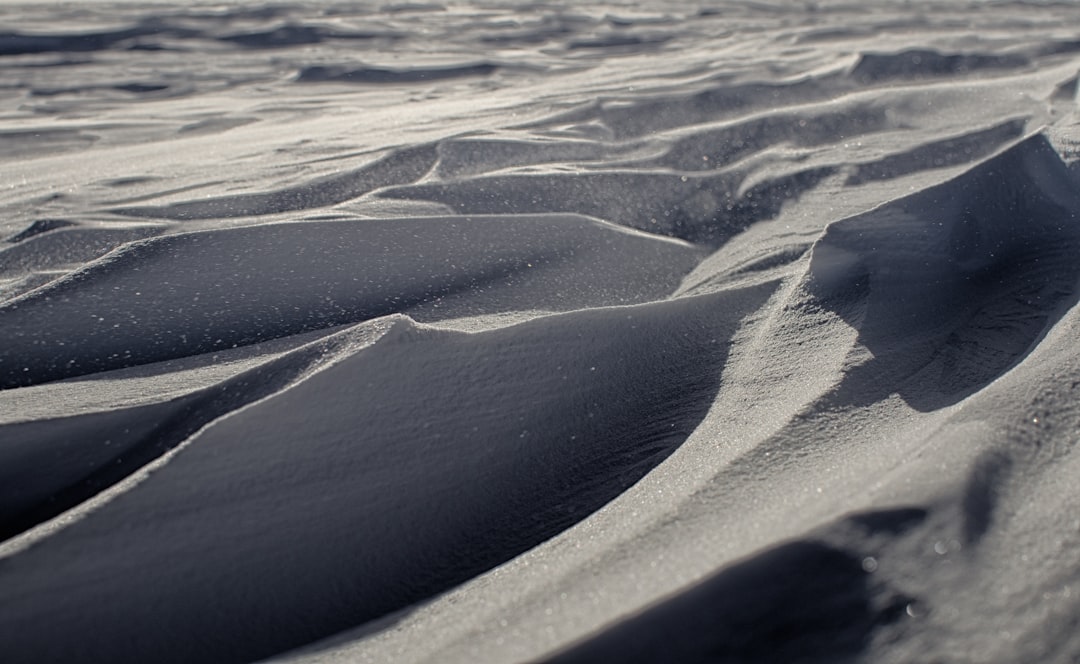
[566,34,672,51]
[383,165,834,248]
[542,507,925,664]
[0,27,162,56]
[0,240,539,389]
[849,49,1030,84]
[0,11,397,58]
[112,143,438,220]
[675,166,837,247]
[0,211,701,389]
[4,219,76,244]
[807,133,1080,411]
[845,118,1027,186]
[295,63,498,84]
[961,450,1014,545]
[0,284,776,664]
[658,104,889,173]
[524,74,849,141]
[0,340,329,541]
[219,24,397,49]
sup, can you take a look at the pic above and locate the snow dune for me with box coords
[0,214,699,387]
[3,1,1080,663]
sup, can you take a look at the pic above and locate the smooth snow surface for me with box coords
[2,1,1080,663]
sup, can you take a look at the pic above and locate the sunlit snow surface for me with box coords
[3,1,1080,662]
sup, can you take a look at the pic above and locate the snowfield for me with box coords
[2,1,1080,662]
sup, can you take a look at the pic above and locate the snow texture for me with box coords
[3,1,1080,663]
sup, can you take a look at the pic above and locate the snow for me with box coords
[2,1,1080,662]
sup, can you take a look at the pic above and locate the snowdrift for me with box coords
[3,1,1080,663]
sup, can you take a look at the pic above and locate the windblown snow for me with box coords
[2,1,1080,663]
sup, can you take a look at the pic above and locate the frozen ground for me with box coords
[2,1,1080,662]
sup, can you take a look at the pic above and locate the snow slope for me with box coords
[2,1,1080,662]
